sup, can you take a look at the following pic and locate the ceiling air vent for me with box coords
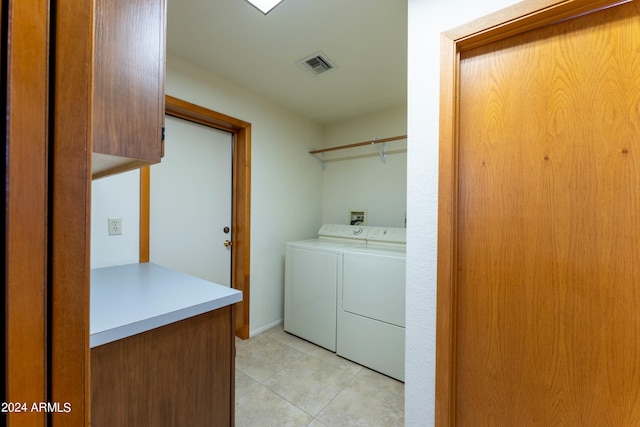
[297,53,335,76]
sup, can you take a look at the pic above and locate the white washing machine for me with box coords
[337,226,406,381]
[284,224,368,351]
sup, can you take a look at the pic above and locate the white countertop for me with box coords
[90,262,242,348]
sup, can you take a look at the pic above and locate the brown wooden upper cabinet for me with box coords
[92,0,166,179]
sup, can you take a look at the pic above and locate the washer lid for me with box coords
[287,239,364,250]
[342,246,406,257]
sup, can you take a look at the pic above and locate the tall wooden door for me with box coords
[438,1,640,425]
[150,115,233,286]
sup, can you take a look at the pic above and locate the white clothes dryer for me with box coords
[337,226,406,381]
[284,224,368,351]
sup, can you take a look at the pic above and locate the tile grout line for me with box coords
[256,334,303,385]
[254,330,360,424]
[265,333,356,416]
[311,368,361,425]
[236,326,405,426]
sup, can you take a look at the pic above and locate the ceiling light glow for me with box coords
[245,0,284,14]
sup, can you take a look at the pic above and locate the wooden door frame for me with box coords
[139,95,251,339]
[4,1,49,424]
[436,0,628,424]
[5,1,92,425]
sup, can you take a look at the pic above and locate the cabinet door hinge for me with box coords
[161,127,166,158]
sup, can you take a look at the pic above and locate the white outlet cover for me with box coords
[108,217,122,235]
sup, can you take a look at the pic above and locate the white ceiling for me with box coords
[166,0,407,125]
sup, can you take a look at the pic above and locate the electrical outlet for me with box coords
[108,217,122,235]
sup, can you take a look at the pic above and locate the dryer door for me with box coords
[341,249,406,327]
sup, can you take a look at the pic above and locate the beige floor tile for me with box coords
[316,369,404,427]
[236,385,313,427]
[307,347,364,376]
[263,325,322,354]
[263,354,355,416]
[236,335,251,350]
[235,368,259,401]
[236,334,304,382]
[235,324,405,426]
[355,368,405,397]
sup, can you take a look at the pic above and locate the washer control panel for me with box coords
[318,224,369,240]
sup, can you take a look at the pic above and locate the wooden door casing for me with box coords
[50,1,93,425]
[437,0,640,425]
[140,95,252,339]
[4,1,49,424]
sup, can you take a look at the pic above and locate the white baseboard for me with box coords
[249,318,283,337]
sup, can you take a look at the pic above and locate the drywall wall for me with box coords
[91,169,140,269]
[321,105,407,227]
[405,0,521,425]
[91,53,325,335]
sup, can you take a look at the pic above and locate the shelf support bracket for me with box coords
[376,141,387,164]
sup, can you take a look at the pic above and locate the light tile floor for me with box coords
[235,324,404,427]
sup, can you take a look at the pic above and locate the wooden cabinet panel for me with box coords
[92,0,166,179]
[91,306,235,426]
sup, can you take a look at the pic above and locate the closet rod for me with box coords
[308,134,407,155]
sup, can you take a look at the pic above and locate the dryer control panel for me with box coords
[366,227,407,244]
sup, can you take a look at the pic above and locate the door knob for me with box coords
[224,240,233,247]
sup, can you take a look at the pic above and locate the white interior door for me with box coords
[150,115,233,286]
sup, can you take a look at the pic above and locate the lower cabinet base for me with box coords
[91,306,235,426]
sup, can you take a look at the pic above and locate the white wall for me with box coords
[321,105,407,227]
[405,0,521,425]
[90,53,325,335]
[91,169,140,269]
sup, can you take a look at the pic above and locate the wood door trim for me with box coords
[436,0,626,425]
[140,95,251,339]
[139,167,151,263]
[50,2,94,425]
[443,0,629,51]
[4,1,49,423]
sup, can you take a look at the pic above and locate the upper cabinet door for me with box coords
[92,0,166,179]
